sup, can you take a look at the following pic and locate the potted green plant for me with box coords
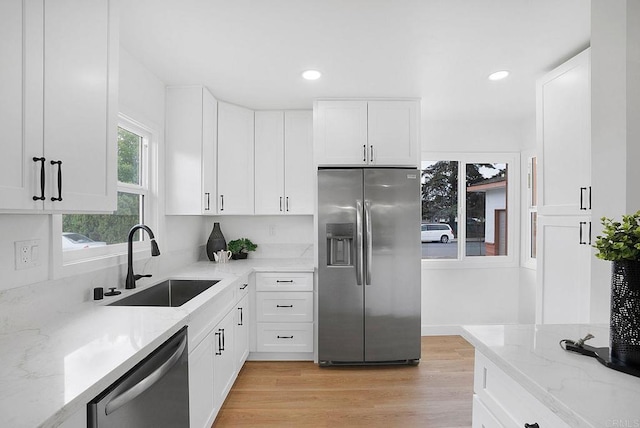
[227,238,258,260]
[593,210,640,366]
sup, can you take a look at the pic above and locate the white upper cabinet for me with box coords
[217,101,255,215]
[314,99,420,167]
[0,0,118,213]
[537,48,591,216]
[0,0,43,210]
[165,86,218,215]
[367,101,419,166]
[254,110,313,215]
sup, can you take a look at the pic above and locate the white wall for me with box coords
[420,117,531,332]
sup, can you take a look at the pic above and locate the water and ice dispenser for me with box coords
[326,223,354,266]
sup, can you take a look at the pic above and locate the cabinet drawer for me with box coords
[256,292,313,322]
[474,351,570,428]
[256,323,313,353]
[472,395,505,428]
[255,272,313,291]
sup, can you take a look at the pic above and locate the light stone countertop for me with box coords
[0,259,314,428]
[462,324,640,428]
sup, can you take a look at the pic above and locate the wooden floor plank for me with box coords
[213,336,474,428]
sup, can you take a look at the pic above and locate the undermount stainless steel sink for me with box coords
[109,279,220,307]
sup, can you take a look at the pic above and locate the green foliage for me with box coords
[227,238,258,254]
[594,211,640,261]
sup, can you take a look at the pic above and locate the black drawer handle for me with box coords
[238,307,243,326]
[50,160,62,202]
[524,424,539,428]
[277,335,294,339]
[240,283,248,290]
[214,331,222,355]
[276,304,293,308]
[32,157,46,201]
[276,280,294,283]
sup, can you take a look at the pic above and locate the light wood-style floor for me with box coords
[214,336,475,428]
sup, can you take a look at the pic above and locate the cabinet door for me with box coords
[189,331,217,428]
[213,309,237,408]
[217,102,255,214]
[536,215,591,324]
[234,294,250,368]
[367,100,419,167]
[0,0,43,211]
[284,110,314,214]
[165,86,217,215]
[537,49,590,216]
[43,0,117,212]
[314,101,368,166]
[254,111,285,214]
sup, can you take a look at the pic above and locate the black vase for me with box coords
[206,222,226,261]
[610,260,640,366]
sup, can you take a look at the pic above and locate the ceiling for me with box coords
[119,0,590,121]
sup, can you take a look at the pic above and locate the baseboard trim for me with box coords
[421,325,464,336]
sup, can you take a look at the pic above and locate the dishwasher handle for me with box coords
[105,334,187,415]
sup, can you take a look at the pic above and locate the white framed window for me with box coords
[421,152,520,268]
[53,114,156,273]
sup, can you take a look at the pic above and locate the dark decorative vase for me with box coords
[206,222,226,261]
[610,260,640,367]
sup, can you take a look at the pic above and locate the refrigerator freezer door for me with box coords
[363,169,421,362]
[318,169,365,363]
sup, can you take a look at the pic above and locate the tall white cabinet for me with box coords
[165,86,218,215]
[536,48,592,324]
[314,99,419,167]
[0,0,118,213]
[217,102,255,215]
[254,110,313,215]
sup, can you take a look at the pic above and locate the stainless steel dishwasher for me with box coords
[88,327,189,427]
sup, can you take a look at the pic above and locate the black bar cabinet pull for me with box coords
[220,328,225,351]
[579,187,586,210]
[214,331,222,355]
[240,283,248,290]
[370,145,374,163]
[279,196,283,212]
[524,423,539,428]
[588,221,592,245]
[205,192,210,210]
[220,194,224,211]
[276,280,294,283]
[32,157,46,201]
[589,185,592,209]
[362,144,366,162]
[238,307,243,325]
[579,221,587,245]
[276,304,294,308]
[277,335,294,339]
[50,160,62,201]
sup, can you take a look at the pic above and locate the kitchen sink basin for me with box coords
[108,279,220,307]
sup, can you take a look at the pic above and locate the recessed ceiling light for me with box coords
[302,70,322,80]
[488,70,509,81]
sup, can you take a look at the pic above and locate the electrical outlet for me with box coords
[15,240,41,270]
[269,224,276,236]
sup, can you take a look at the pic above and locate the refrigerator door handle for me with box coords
[356,199,364,286]
[364,199,372,285]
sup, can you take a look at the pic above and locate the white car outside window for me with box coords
[421,224,454,243]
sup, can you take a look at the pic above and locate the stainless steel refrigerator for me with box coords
[318,168,421,366]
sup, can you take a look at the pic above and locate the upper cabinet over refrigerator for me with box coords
[314,99,420,167]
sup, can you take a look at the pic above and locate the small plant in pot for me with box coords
[594,210,640,366]
[227,238,258,260]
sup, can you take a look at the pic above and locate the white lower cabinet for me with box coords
[253,271,314,359]
[188,276,249,428]
[473,351,570,428]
